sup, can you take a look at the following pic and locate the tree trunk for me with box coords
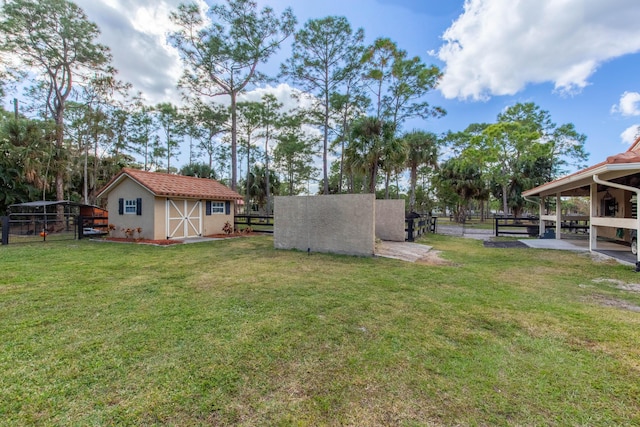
[338,138,345,194]
[409,165,417,212]
[264,124,271,214]
[384,172,390,199]
[369,163,378,194]
[54,111,65,218]
[92,122,99,206]
[166,125,171,173]
[83,136,88,205]
[230,90,238,191]
[502,184,509,215]
[245,137,251,215]
[322,94,329,195]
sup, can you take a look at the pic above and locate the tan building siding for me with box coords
[106,179,155,239]
[202,201,235,236]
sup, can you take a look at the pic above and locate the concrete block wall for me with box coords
[274,194,376,257]
[375,199,405,242]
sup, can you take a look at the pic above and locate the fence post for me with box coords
[495,217,499,237]
[77,215,84,240]
[1,216,8,245]
[407,218,414,242]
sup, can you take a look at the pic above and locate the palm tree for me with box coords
[437,157,487,222]
[380,136,407,199]
[247,165,280,213]
[346,116,396,194]
[403,131,439,212]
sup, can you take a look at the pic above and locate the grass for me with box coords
[1,235,640,425]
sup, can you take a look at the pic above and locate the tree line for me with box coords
[0,0,588,218]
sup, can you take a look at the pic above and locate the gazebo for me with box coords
[523,135,640,263]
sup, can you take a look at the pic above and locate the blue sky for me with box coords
[32,0,640,174]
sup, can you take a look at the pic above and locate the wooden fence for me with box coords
[494,217,590,237]
[406,215,436,242]
[494,217,540,237]
[234,215,274,234]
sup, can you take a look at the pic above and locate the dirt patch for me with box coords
[581,278,640,312]
[589,252,621,264]
[483,240,528,248]
[415,250,455,266]
[586,295,640,312]
[592,278,640,292]
[204,232,257,238]
[103,237,182,246]
[101,232,258,245]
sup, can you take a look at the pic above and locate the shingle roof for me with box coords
[98,168,243,200]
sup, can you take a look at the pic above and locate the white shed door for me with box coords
[166,199,202,239]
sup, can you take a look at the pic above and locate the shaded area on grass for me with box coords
[483,240,528,248]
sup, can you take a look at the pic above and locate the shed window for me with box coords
[210,201,224,214]
[124,199,138,214]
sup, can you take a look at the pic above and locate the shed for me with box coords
[97,168,243,240]
[523,135,640,262]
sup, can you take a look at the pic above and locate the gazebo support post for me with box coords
[589,182,598,253]
[555,193,562,240]
[540,196,546,236]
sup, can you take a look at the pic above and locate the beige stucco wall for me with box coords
[274,194,376,257]
[375,199,405,242]
[104,178,156,239]
[202,202,236,236]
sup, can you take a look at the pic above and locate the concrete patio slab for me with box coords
[518,238,637,265]
[181,236,225,244]
[375,241,433,262]
[519,239,589,251]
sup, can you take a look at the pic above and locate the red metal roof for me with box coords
[98,168,243,200]
[523,134,640,197]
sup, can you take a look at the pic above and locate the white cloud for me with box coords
[239,83,312,112]
[436,0,640,100]
[612,91,640,117]
[621,125,640,145]
[75,0,207,105]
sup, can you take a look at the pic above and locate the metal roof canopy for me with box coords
[9,200,80,208]
[8,201,103,214]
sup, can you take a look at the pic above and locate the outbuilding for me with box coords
[97,168,243,240]
[523,135,640,263]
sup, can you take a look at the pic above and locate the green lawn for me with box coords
[1,235,639,426]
